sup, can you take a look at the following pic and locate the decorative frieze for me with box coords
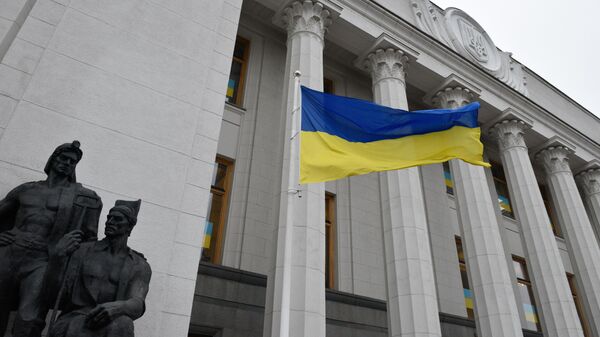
[410,0,528,95]
[365,48,409,85]
[280,0,332,40]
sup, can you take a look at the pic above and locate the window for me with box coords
[491,162,514,218]
[455,236,474,319]
[540,184,562,237]
[325,192,336,289]
[226,36,250,107]
[202,157,234,264]
[512,257,541,331]
[568,274,591,337]
[443,161,454,195]
[323,78,334,94]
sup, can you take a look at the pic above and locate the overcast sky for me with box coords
[431,0,600,117]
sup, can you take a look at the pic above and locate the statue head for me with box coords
[105,199,142,238]
[44,141,83,182]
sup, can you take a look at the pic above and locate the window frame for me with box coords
[567,273,591,337]
[512,256,541,331]
[540,184,562,237]
[325,192,336,289]
[455,236,474,319]
[226,36,250,107]
[491,161,515,219]
[202,156,235,264]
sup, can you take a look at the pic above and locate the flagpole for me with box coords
[279,70,302,337]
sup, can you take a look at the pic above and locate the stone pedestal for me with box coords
[365,48,441,337]
[432,85,523,337]
[537,145,600,337]
[490,120,583,337]
[263,2,333,337]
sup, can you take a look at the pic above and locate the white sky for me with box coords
[431,0,600,117]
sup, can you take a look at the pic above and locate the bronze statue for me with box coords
[48,199,151,337]
[0,141,102,337]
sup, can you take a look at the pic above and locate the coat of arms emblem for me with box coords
[459,19,488,62]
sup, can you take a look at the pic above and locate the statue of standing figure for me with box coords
[47,199,151,337]
[0,141,102,337]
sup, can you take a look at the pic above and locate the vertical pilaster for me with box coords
[576,166,600,244]
[431,84,523,337]
[365,48,441,337]
[537,145,600,337]
[263,2,333,337]
[489,120,583,337]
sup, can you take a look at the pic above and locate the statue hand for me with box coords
[0,231,15,246]
[85,302,123,329]
[55,230,83,256]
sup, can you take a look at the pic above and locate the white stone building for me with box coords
[1,0,599,337]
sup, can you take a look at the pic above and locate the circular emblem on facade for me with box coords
[445,8,501,72]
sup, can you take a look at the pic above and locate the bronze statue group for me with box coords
[0,141,152,337]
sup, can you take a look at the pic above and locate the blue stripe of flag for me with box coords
[300,86,479,143]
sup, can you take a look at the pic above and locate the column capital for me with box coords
[365,48,409,84]
[274,1,339,41]
[424,74,481,109]
[536,145,573,175]
[489,119,530,151]
[354,33,419,86]
[576,161,600,197]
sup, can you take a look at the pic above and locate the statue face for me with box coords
[51,151,79,177]
[104,210,133,238]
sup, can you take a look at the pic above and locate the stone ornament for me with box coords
[576,169,600,196]
[365,48,409,85]
[410,0,528,95]
[536,146,573,175]
[489,119,529,151]
[280,0,332,40]
[432,86,475,109]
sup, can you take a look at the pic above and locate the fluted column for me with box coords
[432,86,523,337]
[365,48,441,337]
[576,167,600,244]
[264,2,333,337]
[537,146,600,337]
[489,120,583,337]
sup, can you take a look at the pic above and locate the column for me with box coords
[489,119,583,337]
[431,84,523,337]
[537,145,600,337]
[263,2,333,337]
[365,48,441,337]
[576,165,600,244]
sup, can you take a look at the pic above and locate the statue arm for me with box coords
[121,262,151,320]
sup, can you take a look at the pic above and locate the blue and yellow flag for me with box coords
[300,86,490,183]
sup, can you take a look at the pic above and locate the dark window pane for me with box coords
[211,163,228,190]
[226,60,243,104]
[202,192,224,262]
[443,161,454,195]
[233,39,246,59]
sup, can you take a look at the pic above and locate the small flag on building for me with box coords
[299,86,490,183]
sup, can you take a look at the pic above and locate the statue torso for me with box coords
[13,182,66,239]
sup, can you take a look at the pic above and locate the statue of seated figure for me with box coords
[48,199,151,337]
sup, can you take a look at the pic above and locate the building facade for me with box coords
[1,1,600,337]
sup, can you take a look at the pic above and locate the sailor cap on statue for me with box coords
[112,199,142,226]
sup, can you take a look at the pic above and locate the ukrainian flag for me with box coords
[300,86,490,183]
